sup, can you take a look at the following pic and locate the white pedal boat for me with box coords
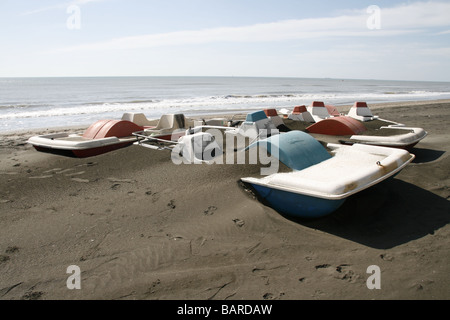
[241,130,415,219]
[28,113,189,158]
[27,119,143,158]
[267,102,428,149]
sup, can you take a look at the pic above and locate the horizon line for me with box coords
[1,75,449,83]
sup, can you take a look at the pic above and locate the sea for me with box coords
[1,76,449,132]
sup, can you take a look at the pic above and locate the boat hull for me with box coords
[28,119,144,158]
[32,140,134,158]
[241,131,415,219]
[251,183,346,219]
[348,127,428,150]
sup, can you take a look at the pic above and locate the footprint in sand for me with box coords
[380,253,394,261]
[263,292,285,300]
[232,218,245,227]
[315,264,360,282]
[167,200,176,209]
[0,246,19,265]
[315,264,331,270]
[21,290,44,300]
[151,192,160,203]
[144,279,161,295]
[5,246,19,254]
[263,293,274,300]
[111,183,121,190]
[334,264,359,282]
[204,206,217,216]
[314,264,335,276]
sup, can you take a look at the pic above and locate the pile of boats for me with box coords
[27,101,426,219]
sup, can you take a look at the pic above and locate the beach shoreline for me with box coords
[1,99,450,137]
[0,99,449,300]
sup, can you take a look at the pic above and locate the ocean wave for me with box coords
[0,103,52,110]
[1,90,450,120]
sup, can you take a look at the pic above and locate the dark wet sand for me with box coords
[0,100,449,300]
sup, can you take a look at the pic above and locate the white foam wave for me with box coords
[1,90,449,120]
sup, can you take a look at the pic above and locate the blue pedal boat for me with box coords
[240,131,415,219]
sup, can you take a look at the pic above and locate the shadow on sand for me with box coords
[411,147,446,164]
[292,178,450,249]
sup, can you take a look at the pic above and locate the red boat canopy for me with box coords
[264,109,279,117]
[325,105,340,117]
[311,101,326,107]
[306,116,367,136]
[292,106,307,114]
[354,102,369,108]
[83,120,143,140]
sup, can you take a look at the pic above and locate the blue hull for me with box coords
[251,184,346,219]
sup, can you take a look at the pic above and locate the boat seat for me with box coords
[264,109,286,128]
[247,130,332,171]
[307,101,333,122]
[228,110,279,141]
[347,102,379,122]
[145,114,186,133]
[121,113,155,127]
[82,120,143,139]
[247,111,277,131]
[288,105,315,123]
[278,108,291,118]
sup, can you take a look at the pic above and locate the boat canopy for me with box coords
[82,120,143,140]
[347,102,379,121]
[306,116,367,136]
[288,106,315,123]
[121,113,155,127]
[307,101,332,122]
[247,131,332,171]
[264,109,286,129]
[246,110,268,123]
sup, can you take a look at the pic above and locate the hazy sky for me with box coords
[1,0,450,81]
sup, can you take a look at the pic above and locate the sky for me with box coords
[0,0,450,81]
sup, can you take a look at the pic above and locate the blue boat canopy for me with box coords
[247,131,331,171]
[246,110,268,123]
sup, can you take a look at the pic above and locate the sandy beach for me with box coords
[0,99,449,300]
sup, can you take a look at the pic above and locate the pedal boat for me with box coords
[27,119,143,158]
[241,130,415,219]
[27,113,188,158]
[267,102,427,149]
[123,113,188,141]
